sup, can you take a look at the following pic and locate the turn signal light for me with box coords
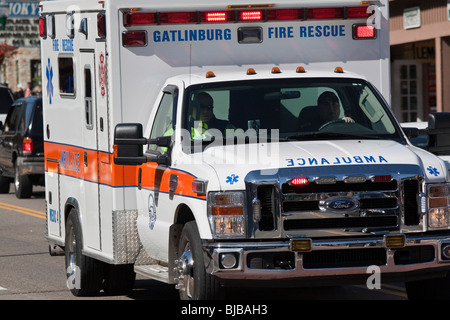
[290,238,312,252]
[385,235,405,248]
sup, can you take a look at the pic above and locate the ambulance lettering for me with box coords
[152,28,232,43]
[59,150,80,172]
[52,39,74,52]
[299,25,346,38]
[285,155,388,167]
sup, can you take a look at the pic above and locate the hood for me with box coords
[200,139,448,189]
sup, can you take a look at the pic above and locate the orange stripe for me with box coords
[44,141,205,200]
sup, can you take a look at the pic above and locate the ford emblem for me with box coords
[326,199,358,211]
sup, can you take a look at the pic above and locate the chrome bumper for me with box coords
[203,235,450,282]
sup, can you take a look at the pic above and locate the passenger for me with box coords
[298,91,354,131]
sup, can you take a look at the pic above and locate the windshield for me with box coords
[183,78,401,148]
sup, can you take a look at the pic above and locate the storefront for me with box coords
[0,0,40,94]
[390,0,450,122]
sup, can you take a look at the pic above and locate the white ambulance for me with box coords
[41,0,450,300]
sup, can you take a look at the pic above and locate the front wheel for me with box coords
[65,209,104,296]
[176,221,222,300]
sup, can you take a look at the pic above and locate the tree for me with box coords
[0,41,17,64]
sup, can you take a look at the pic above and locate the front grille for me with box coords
[278,178,402,232]
[284,216,398,230]
[283,197,398,212]
[282,180,398,194]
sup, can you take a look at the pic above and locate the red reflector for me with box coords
[373,175,392,183]
[347,6,370,19]
[307,7,344,20]
[240,10,262,21]
[267,9,304,21]
[123,31,147,47]
[160,12,197,24]
[353,25,376,39]
[23,137,33,154]
[39,16,46,37]
[290,178,309,186]
[123,12,156,26]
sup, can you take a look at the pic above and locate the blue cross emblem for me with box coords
[46,58,54,104]
[427,166,440,176]
[226,174,239,185]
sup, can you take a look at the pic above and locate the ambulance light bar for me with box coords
[123,5,371,26]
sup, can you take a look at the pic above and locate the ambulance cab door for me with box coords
[80,51,101,251]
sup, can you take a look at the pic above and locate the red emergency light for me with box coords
[290,177,309,186]
[353,24,376,39]
[347,6,371,19]
[202,11,233,23]
[39,16,46,38]
[159,11,197,24]
[267,9,304,21]
[123,31,147,46]
[123,12,156,26]
[97,12,106,38]
[372,175,392,183]
[240,10,263,21]
[307,7,344,20]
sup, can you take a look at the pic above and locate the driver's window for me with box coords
[148,92,174,154]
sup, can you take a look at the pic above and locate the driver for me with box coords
[298,91,354,131]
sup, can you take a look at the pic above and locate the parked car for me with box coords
[0,84,15,124]
[0,96,44,198]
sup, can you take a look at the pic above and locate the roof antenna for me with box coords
[189,44,192,86]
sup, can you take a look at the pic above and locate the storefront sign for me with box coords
[403,7,421,29]
[0,1,39,47]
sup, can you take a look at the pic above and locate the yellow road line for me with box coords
[0,201,46,219]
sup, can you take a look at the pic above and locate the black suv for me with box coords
[0,96,44,198]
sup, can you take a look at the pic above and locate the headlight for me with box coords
[208,191,246,238]
[428,184,450,229]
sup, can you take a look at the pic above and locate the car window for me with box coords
[0,87,14,114]
[3,104,22,132]
[30,102,43,136]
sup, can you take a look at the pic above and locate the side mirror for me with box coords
[427,112,450,155]
[114,123,148,165]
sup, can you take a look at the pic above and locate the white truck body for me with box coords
[41,0,450,299]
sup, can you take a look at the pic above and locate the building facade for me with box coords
[390,0,450,122]
[0,0,40,95]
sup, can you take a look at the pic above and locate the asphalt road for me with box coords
[0,186,408,301]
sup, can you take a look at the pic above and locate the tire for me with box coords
[65,209,104,296]
[405,274,450,300]
[102,264,136,296]
[14,165,32,198]
[176,221,222,300]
